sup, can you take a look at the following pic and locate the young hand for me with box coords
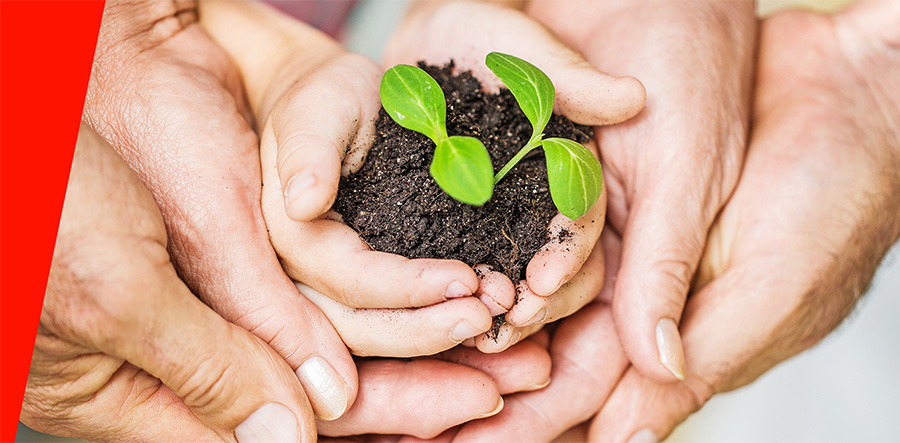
[383,0,645,352]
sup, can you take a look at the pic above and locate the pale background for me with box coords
[17,1,900,441]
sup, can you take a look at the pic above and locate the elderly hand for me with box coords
[589,2,900,440]
[84,0,359,421]
[21,123,316,442]
[529,0,758,382]
[382,0,645,352]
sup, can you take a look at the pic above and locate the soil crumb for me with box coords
[334,61,592,281]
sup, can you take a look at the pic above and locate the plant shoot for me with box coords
[380,53,603,219]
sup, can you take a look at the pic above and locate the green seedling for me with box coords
[380,64,494,205]
[486,52,603,219]
[380,53,603,219]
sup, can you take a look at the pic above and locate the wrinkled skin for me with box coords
[22,123,314,442]
[529,0,758,383]
[434,2,900,442]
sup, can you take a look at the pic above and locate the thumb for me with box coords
[612,185,710,383]
[98,261,316,443]
[271,53,382,221]
[384,2,645,127]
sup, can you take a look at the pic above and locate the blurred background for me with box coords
[18,0,900,441]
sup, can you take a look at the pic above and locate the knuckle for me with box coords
[167,334,236,412]
[47,231,172,342]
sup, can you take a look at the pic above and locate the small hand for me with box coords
[198,1,497,357]
[383,0,645,352]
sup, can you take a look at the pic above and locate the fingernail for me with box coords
[475,397,504,419]
[285,174,317,211]
[296,356,348,421]
[450,320,483,342]
[656,318,686,381]
[522,308,547,327]
[479,293,507,316]
[549,275,566,294]
[524,377,551,391]
[627,428,658,443]
[235,403,299,443]
[444,280,472,299]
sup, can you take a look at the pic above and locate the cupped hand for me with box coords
[21,123,315,442]
[85,0,361,422]
[318,338,552,439]
[529,0,758,382]
[383,0,646,352]
[199,0,498,357]
[589,3,900,441]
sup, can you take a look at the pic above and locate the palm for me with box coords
[587,7,900,441]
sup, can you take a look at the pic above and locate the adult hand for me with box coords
[529,0,758,382]
[84,0,357,421]
[383,0,646,352]
[22,123,315,442]
[590,3,900,441]
[318,338,552,438]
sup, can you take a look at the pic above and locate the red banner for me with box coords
[0,1,104,441]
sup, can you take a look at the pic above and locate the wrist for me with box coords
[199,0,343,124]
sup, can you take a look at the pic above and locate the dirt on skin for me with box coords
[334,61,592,282]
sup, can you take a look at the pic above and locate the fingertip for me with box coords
[613,75,647,120]
[295,356,351,421]
[474,265,515,316]
[655,318,686,381]
[525,250,570,296]
[612,294,687,383]
[555,65,647,126]
[284,174,322,221]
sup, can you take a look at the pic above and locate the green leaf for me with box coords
[430,136,494,205]
[485,52,555,138]
[542,138,603,219]
[380,64,448,143]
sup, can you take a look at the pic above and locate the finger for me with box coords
[473,320,543,354]
[261,127,480,309]
[526,139,606,296]
[475,264,516,316]
[271,53,383,222]
[439,339,552,394]
[298,283,492,358]
[318,359,503,439]
[610,180,714,383]
[453,303,629,442]
[90,256,315,443]
[507,238,605,327]
[588,269,775,442]
[384,2,645,126]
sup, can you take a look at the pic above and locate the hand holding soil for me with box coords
[380,0,646,352]
[529,0,759,383]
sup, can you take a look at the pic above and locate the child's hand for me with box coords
[203,1,500,357]
[383,1,645,352]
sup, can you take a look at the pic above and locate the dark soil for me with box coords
[334,62,592,283]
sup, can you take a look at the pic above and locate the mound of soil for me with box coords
[334,62,592,282]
